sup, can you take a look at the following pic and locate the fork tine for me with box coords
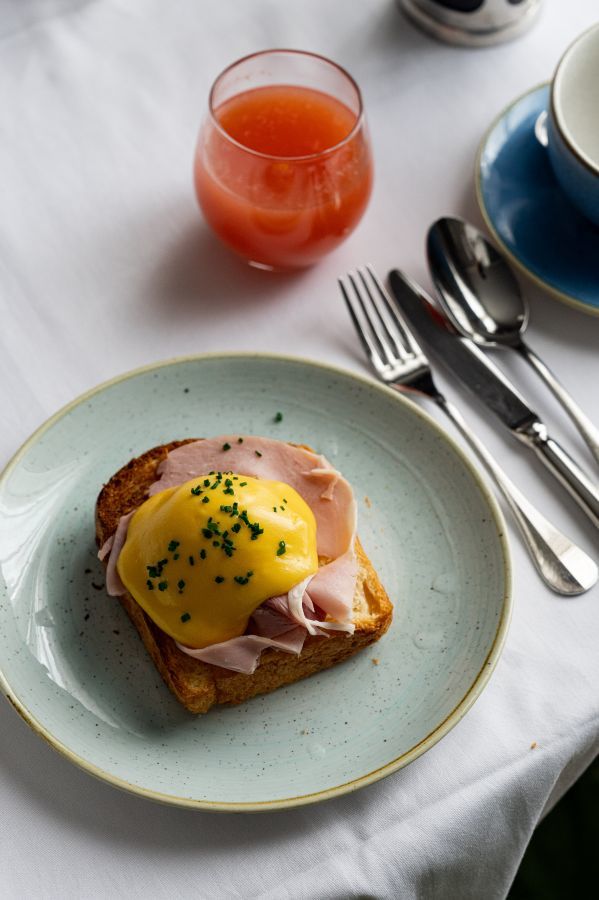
[364,265,424,357]
[338,276,386,373]
[356,268,409,362]
[347,271,398,366]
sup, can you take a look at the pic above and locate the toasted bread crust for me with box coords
[96,440,393,713]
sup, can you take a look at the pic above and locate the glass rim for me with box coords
[207,48,365,162]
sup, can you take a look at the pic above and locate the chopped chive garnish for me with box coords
[224,487,234,495]
[146,580,154,590]
[239,481,247,487]
[255,450,262,457]
[231,523,241,533]
[177,579,185,591]
[173,553,179,560]
[158,581,168,591]
[147,566,158,578]
[224,478,233,487]
[222,442,231,451]
[274,411,283,423]
[215,576,225,584]
[283,498,288,503]
[188,555,195,566]
[273,506,277,513]
[201,496,210,503]
[180,612,191,623]
[168,540,180,552]
[199,549,207,560]
[190,486,202,496]
[234,575,249,585]
[203,479,211,487]
[212,540,220,547]
[277,540,286,556]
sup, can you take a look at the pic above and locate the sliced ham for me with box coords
[175,604,306,675]
[102,511,134,597]
[97,535,114,562]
[286,573,356,637]
[307,550,358,623]
[100,435,358,674]
[175,632,306,674]
[150,435,356,560]
[174,585,354,675]
[264,593,322,623]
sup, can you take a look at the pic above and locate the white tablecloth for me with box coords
[1,1,598,897]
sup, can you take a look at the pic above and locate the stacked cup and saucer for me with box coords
[476,24,599,316]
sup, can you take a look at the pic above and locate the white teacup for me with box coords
[547,24,599,226]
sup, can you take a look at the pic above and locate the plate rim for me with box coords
[0,351,512,812]
[475,81,599,318]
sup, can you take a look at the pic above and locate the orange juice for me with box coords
[194,84,373,270]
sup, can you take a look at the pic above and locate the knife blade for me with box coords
[388,269,599,530]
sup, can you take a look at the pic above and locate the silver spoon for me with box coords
[427,216,599,467]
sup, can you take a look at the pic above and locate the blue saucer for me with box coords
[476,84,599,316]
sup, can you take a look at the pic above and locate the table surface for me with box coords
[1,1,598,898]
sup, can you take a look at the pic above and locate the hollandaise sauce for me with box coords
[117,473,318,648]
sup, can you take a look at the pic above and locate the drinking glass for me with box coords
[194,49,373,271]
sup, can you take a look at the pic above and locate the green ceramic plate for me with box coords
[0,354,511,811]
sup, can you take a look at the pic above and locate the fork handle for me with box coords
[433,395,597,595]
[517,340,599,468]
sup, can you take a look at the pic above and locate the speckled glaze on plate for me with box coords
[0,354,511,811]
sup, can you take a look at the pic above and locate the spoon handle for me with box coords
[517,341,599,467]
[434,395,597,595]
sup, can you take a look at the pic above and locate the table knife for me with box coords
[388,269,599,531]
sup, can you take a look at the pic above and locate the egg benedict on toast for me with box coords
[96,436,392,713]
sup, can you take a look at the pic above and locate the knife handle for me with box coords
[516,422,599,530]
[436,397,597,594]
[518,341,599,468]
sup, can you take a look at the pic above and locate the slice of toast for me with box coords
[95,440,393,713]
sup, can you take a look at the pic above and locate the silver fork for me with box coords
[339,265,597,595]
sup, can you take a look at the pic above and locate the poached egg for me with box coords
[117,472,318,648]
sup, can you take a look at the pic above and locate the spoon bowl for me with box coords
[427,217,528,347]
[427,216,599,467]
